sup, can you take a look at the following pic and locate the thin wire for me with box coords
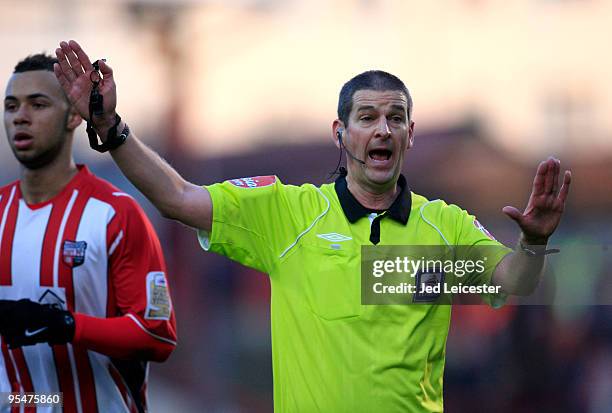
[327,145,345,180]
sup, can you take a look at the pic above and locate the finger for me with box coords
[55,46,76,82]
[98,59,114,80]
[552,159,560,194]
[68,39,94,72]
[543,157,555,194]
[502,206,523,224]
[60,41,84,77]
[532,160,547,196]
[557,170,572,205]
[53,63,71,93]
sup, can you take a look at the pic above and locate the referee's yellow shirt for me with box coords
[198,173,511,412]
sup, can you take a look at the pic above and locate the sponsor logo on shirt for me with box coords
[229,175,276,188]
[145,272,172,320]
[62,240,88,268]
[473,219,497,241]
[38,290,66,307]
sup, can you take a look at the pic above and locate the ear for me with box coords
[332,119,344,149]
[65,107,83,131]
[406,120,415,150]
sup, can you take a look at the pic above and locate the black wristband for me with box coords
[519,241,560,257]
[86,114,130,153]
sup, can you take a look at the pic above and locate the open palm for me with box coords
[53,40,117,124]
[502,157,571,244]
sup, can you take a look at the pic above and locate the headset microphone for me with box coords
[337,129,366,165]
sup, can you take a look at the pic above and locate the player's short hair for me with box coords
[12,53,70,106]
[337,70,413,126]
[14,53,58,74]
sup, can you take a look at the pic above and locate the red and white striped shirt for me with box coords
[0,165,177,413]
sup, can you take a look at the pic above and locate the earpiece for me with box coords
[335,127,366,165]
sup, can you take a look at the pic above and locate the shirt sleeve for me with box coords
[105,196,177,348]
[197,176,311,274]
[453,207,512,307]
[72,313,174,362]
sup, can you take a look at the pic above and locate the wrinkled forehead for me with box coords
[5,70,66,102]
[351,89,409,112]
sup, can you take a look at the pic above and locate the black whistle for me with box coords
[90,89,104,116]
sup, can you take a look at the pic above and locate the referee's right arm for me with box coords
[104,133,213,232]
[54,40,213,232]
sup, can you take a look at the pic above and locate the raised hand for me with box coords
[502,157,571,245]
[53,40,117,130]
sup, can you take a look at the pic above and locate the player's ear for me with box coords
[406,120,415,150]
[65,106,83,131]
[332,119,345,149]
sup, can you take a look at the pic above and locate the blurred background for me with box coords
[1,0,611,411]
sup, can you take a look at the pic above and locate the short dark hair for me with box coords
[14,53,58,74]
[337,70,412,127]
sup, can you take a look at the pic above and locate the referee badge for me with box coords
[62,240,88,268]
[229,175,276,188]
[413,270,445,303]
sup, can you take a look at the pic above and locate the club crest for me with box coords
[62,240,88,268]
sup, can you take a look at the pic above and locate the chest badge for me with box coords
[62,240,88,268]
[413,270,445,303]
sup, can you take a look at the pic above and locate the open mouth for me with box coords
[368,149,392,162]
[14,132,34,141]
[13,132,34,149]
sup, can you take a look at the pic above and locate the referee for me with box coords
[54,40,571,412]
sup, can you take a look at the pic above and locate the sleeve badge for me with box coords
[228,175,276,188]
[145,271,172,320]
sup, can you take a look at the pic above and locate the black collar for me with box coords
[334,172,411,225]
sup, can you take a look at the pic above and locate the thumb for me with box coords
[98,59,114,79]
[502,206,523,224]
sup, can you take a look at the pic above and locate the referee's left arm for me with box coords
[493,157,571,295]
